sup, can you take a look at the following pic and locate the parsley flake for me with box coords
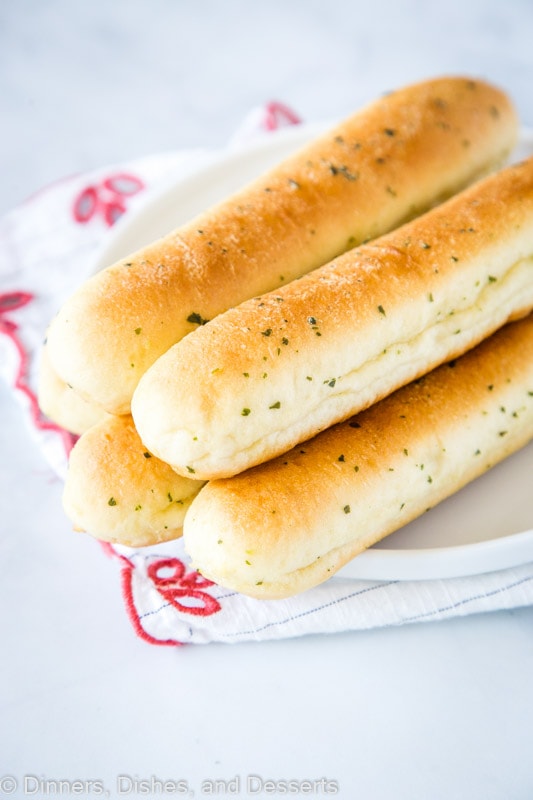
[187,312,209,326]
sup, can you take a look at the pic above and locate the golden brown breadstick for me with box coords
[62,415,204,546]
[132,155,533,480]
[46,76,517,414]
[37,346,110,435]
[183,314,533,598]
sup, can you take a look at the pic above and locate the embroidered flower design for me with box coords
[0,291,33,332]
[262,101,301,131]
[0,290,77,455]
[72,172,144,226]
[147,557,221,617]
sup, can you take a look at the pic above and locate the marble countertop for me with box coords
[2,1,533,798]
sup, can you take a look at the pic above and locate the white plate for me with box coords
[93,123,533,582]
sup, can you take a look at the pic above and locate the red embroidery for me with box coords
[147,558,222,617]
[99,540,117,559]
[120,560,182,647]
[0,291,76,456]
[72,172,144,227]
[263,101,301,131]
[112,554,221,646]
[0,291,33,314]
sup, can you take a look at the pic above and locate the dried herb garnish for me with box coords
[187,312,209,326]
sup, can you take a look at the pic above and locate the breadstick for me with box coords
[183,314,533,598]
[46,76,517,415]
[132,155,533,480]
[62,415,204,546]
[38,346,110,435]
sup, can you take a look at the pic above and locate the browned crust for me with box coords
[46,76,517,414]
[62,415,204,546]
[183,314,533,598]
[132,154,533,478]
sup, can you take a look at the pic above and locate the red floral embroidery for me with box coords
[72,172,144,226]
[115,554,221,647]
[262,101,301,131]
[147,558,221,616]
[0,291,33,316]
[119,559,181,647]
[0,291,76,456]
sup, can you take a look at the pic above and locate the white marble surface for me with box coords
[1,1,533,798]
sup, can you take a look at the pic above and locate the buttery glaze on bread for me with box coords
[132,156,533,480]
[45,77,517,415]
[62,415,204,546]
[183,315,533,598]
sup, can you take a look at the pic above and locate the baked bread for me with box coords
[183,314,533,598]
[62,415,204,546]
[132,155,533,480]
[37,346,110,435]
[45,76,517,415]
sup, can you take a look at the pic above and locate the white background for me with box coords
[1,1,533,798]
